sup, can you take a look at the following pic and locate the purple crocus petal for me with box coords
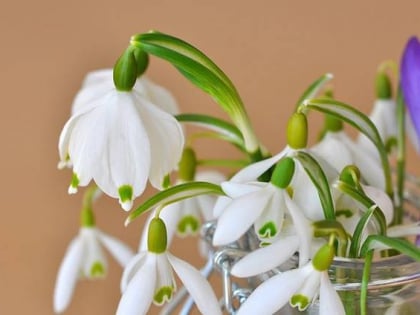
[416,234,420,247]
[401,36,420,148]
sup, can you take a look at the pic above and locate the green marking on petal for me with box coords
[90,261,105,277]
[286,186,294,198]
[153,286,175,305]
[71,173,79,189]
[258,222,277,239]
[177,215,200,235]
[118,185,133,203]
[290,294,310,311]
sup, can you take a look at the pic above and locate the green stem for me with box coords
[196,159,249,168]
[80,185,100,227]
[394,88,406,225]
[360,250,373,315]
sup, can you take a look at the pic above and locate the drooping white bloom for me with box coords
[237,262,345,315]
[117,250,222,315]
[58,70,184,210]
[54,227,134,314]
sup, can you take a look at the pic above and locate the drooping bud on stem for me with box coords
[178,147,197,182]
[287,112,308,149]
[375,71,392,99]
[113,47,138,91]
[148,218,168,253]
[339,165,361,187]
[270,157,295,189]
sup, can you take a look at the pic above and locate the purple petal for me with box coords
[401,36,420,147]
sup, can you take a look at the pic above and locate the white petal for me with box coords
[97,230,134,267]
[388,222,420,237]
[213,187,272,246]
[58,114,80,165]
[231,235,299,277]
[237,267,308,315]
[136,77,179,115]
[134,93,184,189]
[116,254,157,315]
[120,252,148,293]
[231,147,290,182]
[319,272,345,315]
[293,271,321,310]
[212,196,232,218]
[362,184,394,225]
[71,83,113,115]
[221,181,266,198]
[54,237,83,313]
[168,253,222,315]
[82,69,113,87]
[154,254,176,305]
[79,228,107,278]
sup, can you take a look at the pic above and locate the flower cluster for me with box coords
[54,32,420,315]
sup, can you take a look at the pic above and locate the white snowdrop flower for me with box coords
[358,99,397,161]
[58,72,184,211]
[237,244,345,315]
[118,218,221,315]
[54,227,134,314]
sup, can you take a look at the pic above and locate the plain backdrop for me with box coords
[1,0,420,314]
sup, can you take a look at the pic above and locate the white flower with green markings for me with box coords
[54,227,134,313]
[58,68,184,211]
[117,218,221,315]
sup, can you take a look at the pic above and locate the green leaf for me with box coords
[130,32,259,152]
[360,235,420,261]
[300,98,393,196]
[126,182,225,224]
[294,151,335,220]
[175,113,245,150]
[360,250,373,315]
[295,73,333,108]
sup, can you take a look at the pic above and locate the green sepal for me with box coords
[287,113,308,149]
[132,48,149,77]
[126,182,225,224]
[178,147,197,182]
[148,218,167,253]
[312,243,335,271]
[294,151,335,220]
[113,47,137,91]
[270,157,295,189]
[300,98,393,197]
[375,71,392,99]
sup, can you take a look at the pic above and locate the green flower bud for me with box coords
[270,157,295,189]
[148,218,168,253]
[178,147,197,182]
[287,113,308,149]
[113,47,138,91]
[312,243,335,271]
[339,165,361,187]
[133,48,149,77]
[375,71,392,99]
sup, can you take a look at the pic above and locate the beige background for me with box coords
[1,0,420,314]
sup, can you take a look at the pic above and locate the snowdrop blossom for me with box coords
[58,70,184,210]
[117,218,221,315]
[54,227,134,313]
[237,245,345,315]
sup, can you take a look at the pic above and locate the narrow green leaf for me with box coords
[295,73,333,108]
[126,182,225,224]
[360,235,420,261]
[300,98,393,196]
[294,151,335,220]
[360,250,373,315]
[175,114,245,149]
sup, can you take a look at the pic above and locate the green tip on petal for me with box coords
[90,261,106,277]
[153,286,175,305]
[312,243,335,271]
[177,215,200,236]
[118,185,133,211]
[270,157,295,188]
[148,218,168,253]
[113,47,138,91]
[290,294,310,311]
[68,173,79,194]
[287,112,308,149]
[375,71,392,99]
[178,147,197,182]
[258,222,277,239]
[339,165,361,187]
